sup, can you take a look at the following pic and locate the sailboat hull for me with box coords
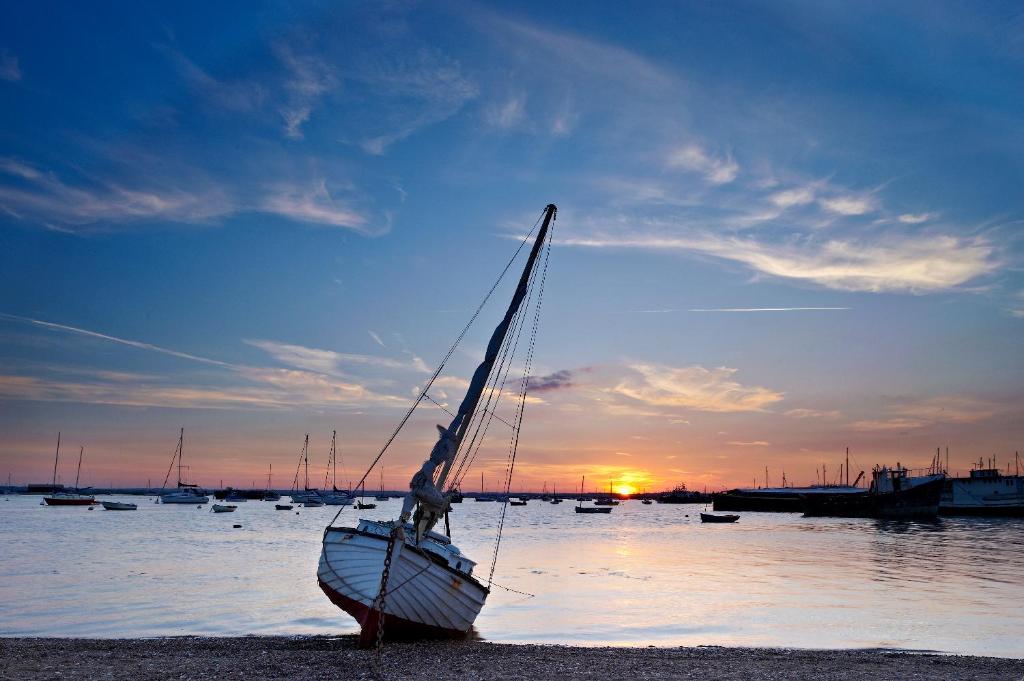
[318,523,488,646]
[43,495,94,506]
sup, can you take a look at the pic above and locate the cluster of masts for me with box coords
[748,447,1023,490]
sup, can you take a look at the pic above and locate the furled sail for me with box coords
[398,204,556,540]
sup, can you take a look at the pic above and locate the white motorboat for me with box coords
[318,203,556,645]
[101,501,137,511]
[212,504,237,513]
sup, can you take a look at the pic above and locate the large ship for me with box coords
[714,484,862,513]
[940,459,1023,516]
[801,465,944,519]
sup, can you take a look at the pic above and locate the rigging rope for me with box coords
[327,207,548,528]
[488,212,553,586]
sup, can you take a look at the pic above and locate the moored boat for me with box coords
[212,504,237,513]
[940,458,1024,517]
[318,203,557,645]
[275,504,294,510]
[101,501,137,511]
[801,465,944,519]
[43,440,95,506]
[700,512,739,523]
[575,475,612,514]
[158,429,209,504]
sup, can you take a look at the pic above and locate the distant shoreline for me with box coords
[1,636,1020,680]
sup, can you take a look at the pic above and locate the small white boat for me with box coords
[212,504,237,513]
[161,491,210,504]
[101,501,137,511]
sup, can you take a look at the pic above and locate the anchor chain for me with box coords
[370,528,398,677]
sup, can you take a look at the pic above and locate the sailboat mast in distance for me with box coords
[51,432,61,488]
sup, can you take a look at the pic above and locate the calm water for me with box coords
[1,494,1021,657]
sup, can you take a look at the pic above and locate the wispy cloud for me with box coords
[890,394,1002,424]
[614,362,783,413]
[769,185,816,208]
[726,440,771,446]
[159,44,265,113]
[0,315,409,410]
[0,159,379,233]
[850,394,1004,431]
[558,230,998,293]
[849,417,925,432]
[818,194,876,216]
[898,212,937,224]
[368,330,386,348]
[784,408,841,419]
[0,313,233,367]
[274,44,338,140]
[1,48,20,82]
[485,94,527,129]
[1011,291,1024,318]
[356,48,478,155]
[260,180,371,233]
[666,145,739,184]
[245,339,430,375]
[0,158,232,227]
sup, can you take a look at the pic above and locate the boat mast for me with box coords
[331,430,337,491]
[177,427,184,487]
[303,434,310,491]
[52,432,61,489]
[399,204,555,540]
[74,446,84,491]
[435,204,556,492]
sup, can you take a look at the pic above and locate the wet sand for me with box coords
[1,637,1020,680]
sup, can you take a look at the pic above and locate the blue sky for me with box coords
[1,1,1022,490]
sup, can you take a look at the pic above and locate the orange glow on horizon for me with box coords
[615,483,637,496]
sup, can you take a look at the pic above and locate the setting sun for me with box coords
[615,484,636,496]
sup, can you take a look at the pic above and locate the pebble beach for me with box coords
[2,637,1020,680]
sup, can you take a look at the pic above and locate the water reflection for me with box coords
[0,495,1021,657]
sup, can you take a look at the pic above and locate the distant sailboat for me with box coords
[159,428,209,504]
[374,467,388,502]
[575,476,612,514]
[262,464,281,501]
[475,472,495,501]
[322,431,352,506]
[290,434,322,504]
[44,436,95,506]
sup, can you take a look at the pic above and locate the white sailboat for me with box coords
[318,203,556,645]
[289,434,321,503]
[321,430,352,506]
[159,428,209,504]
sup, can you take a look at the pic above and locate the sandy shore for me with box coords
[0,636,1020,680]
